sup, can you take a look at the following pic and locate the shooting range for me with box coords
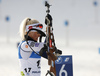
[0,0,100,76]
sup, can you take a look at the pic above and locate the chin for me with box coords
[35,39,38,41]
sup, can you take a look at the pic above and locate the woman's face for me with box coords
[28,31,40,41]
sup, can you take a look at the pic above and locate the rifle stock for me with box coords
[45,21,57,76]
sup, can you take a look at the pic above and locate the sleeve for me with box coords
[20,41,33,60]
[20,41,42,60]
[39,44,48,59]
[20,41,32,52]
[21,41,48,59]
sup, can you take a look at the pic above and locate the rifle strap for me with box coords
[45,70,54,76]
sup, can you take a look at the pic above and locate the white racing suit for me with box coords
[18,40,45,76]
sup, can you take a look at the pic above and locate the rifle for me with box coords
[45,1,58,76]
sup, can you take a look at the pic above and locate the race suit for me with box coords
[18,40,45,76]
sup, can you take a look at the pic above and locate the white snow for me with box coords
[0,38,100,76]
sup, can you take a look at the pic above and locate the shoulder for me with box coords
[20,41,32,52]
[20,40,44,52]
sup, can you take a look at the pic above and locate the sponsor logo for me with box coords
[64,57,70,62]
[55,57,62,64]
[35,43,39,47]
[21,71,25,76]
[32,71,41,73]
[25,45,28,48]
[29,42,35,47]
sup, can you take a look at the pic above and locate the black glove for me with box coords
[45,14,52,26]
[55,49,62,55]
[39,44,48,59]
[55,47,62,56]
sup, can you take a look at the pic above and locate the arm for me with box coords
[39,44,48,59]
[39,44,62,59]
[23,40,48,59]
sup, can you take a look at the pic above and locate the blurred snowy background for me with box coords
[0,0,100,76]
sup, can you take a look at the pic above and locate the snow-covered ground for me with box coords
[0,38,100,76]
